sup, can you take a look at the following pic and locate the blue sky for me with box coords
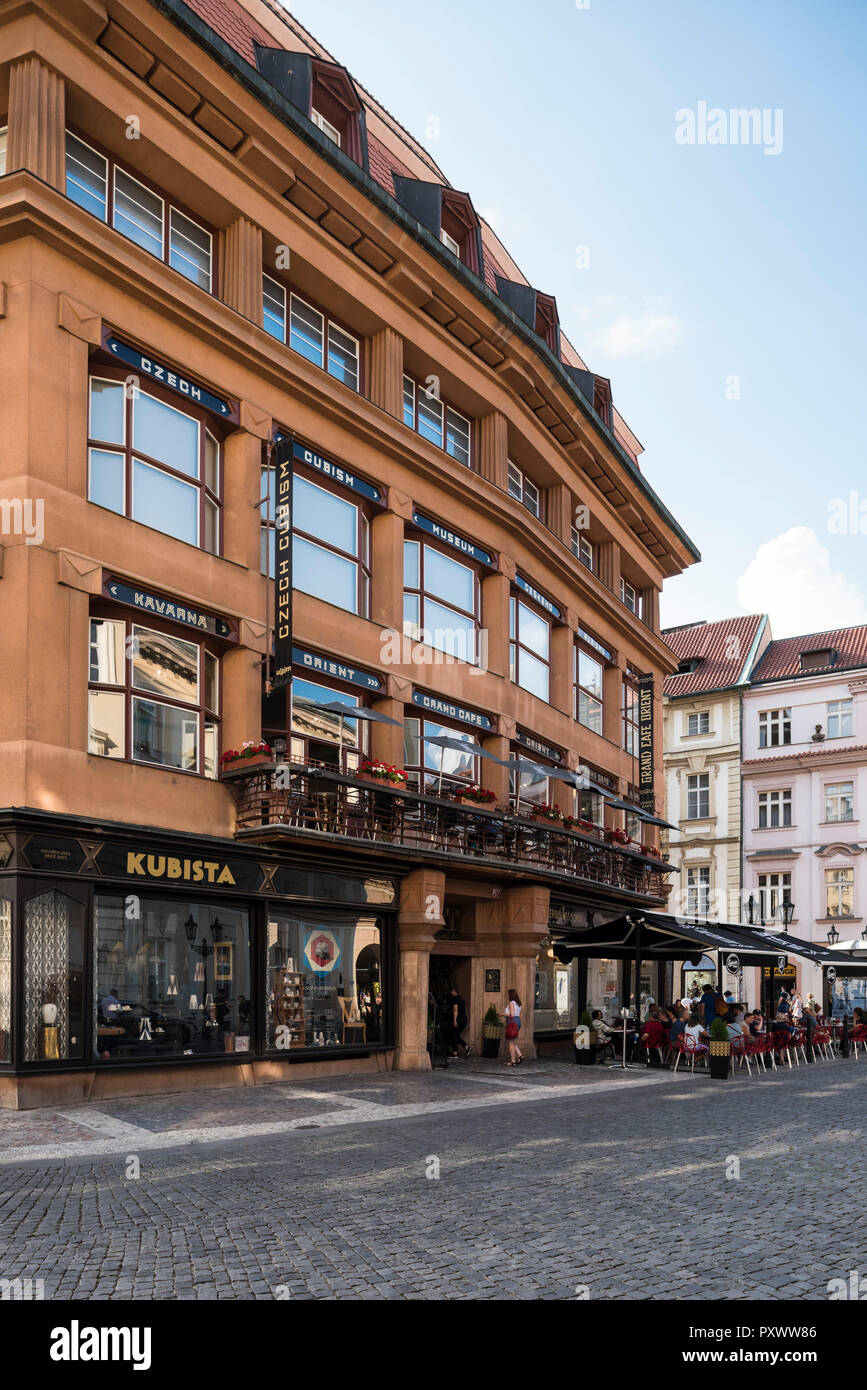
[285,0,867,638]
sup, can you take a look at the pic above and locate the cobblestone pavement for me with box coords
[0,1058,864,1300]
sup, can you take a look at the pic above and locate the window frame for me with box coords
[622,675,640,754]
[403,715,480,795]
[402,373,472,468]
[825,866,854,919]
[757,872,792,922]
[87,606,221,778]
[686,711,710,736]
[825,781,854,823]
[65,129,215,294]
[87,368,223,554]
[686,865,711,917]
[507,460,542,519]
[509,594,551,703]
[827,698,854,739]
[758,708,792,747]
[509,751,555,817]
[0,126,8,178]
[686,772,710,820]
[620,576,638,614]
[757,788,793,829]
[574,643,604,736]
[571,526,593,571]
[403,537,481,666]
[261,275,361,394]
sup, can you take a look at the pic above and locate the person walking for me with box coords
[790,988,803,1023]
[503,988,524,1066]
[446,986,470,1058]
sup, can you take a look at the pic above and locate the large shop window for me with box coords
[88,615,220,776]
[575,645,603,734]
[287,677,366,772]
[403,376,471,468]
[404,717,478,794]
[510,597,550,702]
[65,133,213,291]
[403,540,480,664]
[266,913,383,1050]
[262,278,361,392]
[88,375,221,552]
[261,467,370,617]
[23,890,85,1062]
[94,895,251,1061]
[0,898,10,1063]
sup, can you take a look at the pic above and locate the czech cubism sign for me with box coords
[272,437,294,689]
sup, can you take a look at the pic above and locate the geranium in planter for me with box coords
[453,784,497,805]
[220,741,272,773]
[640,843,661,858]
[604,826,631,846]
[530,803,564,823]
[358,759,407,786]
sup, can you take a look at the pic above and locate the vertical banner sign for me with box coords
[272,438,294,689]
[637,674,655,811]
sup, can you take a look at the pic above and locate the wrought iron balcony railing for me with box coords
[224,764,675,901]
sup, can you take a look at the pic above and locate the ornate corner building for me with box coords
[0,0,698,1106]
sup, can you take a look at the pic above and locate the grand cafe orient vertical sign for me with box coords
[272,436,294,689]
[638,674,655,811]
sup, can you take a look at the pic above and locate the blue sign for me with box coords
[412,690,493,731]
[412,512,495,567]
[292,647,383,691]
[578,626,613,663]
[104,578,234,638]
[515,729,562,763]
[515,573,562,621]
[279,437,382,503]
[105,336,236,419]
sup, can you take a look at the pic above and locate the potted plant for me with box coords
[220,741,272,774]
[604,826,631,846]
[482,1003,504,1058]
[708,1016,731,1079]
[640,843,661,858]
[358,759,408,786]
[574,1008,598,1065]
[530,803,564,823]
[453,784,497,805]
[40,977,61,1026]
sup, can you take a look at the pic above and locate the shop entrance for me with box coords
[763,963,797,1018]
[428,955,471,1057]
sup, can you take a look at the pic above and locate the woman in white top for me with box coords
[683,1018,708,1054]
[503,988,524,1066]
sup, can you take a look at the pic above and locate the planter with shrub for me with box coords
[708,1016,731,1079]
[482,1003,504,1058]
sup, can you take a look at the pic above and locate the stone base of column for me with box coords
[392,1046,432,1072]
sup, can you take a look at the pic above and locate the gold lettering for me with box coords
[217,865,236,885]
[127,852,145,876]
[193,861,204,882]
[146,855,166,877]
[203,861,219,883]
[167,858,182,879]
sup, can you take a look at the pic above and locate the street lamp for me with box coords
[827,923,840,947]
[184,913,197,946]
[779,900,795,932]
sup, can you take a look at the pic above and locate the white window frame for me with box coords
[758,788,792,829]
[757,872,791,923]
[825,866,854,919]
[686,866,711,917]
[686,711,710,736]
[168,206,213,293]
[571,526,593,571]
[686,773,710,820]
[508,460,540,518]
[311,108,341,146]
[0,127,7,177]
[620,577,637,614]
[403,374,471,467]
[758,708,791,748]
[825,782,854,823]
[439,227,461,256]
[827,699,854,738]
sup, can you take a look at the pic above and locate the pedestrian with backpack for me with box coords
[503,988,524,1066]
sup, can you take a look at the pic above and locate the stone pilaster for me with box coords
[223,216,263,323]
[477,410,508,489]
[547,482,571,546]
[6,57,65,190]
[393,868,445,1071]
[369,326,403,418]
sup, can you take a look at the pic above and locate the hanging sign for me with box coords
[272,437,294,689]
[515,573,562,621]
[292,647,383,691]
[826,966,837,983]
[411,690,493,731]
[725,953,741,975]
[104,334,236,419]
[637,674,655,811]
[284,436,382,503]
[104,577,234,638]
[411,512,494,567]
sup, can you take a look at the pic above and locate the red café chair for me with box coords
[672,1034,707,1074]
[790,1028,808,1066]
[638,1022,667,1068]
[730,1034,752,1076]
[771,1027,794,1068]
[813,1027,833,1062]
[850,1025,867,1059]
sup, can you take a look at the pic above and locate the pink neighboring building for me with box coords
[742,627,867,1016]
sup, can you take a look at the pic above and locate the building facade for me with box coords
[0,0,697,1106]
[742,628,867,1016]
[661,615,770,998]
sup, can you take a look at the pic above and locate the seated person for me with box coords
[770,1012,794,1038]
[590,1009,616,1044]
[748,1010,765,1035]
[640,1010,667,1047]
[668,1007,687,1043]
[725,1008,744,1041]
[853,1008,866,1028]
[683,1015,708,1052]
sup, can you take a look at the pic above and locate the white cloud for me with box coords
[575,295,684,361]
[736,526,867,637]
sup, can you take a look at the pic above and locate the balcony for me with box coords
[223,764,675,903]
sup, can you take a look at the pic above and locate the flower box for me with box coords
[604,828,632,846]
[220,743,273,777]
[530,804,564,823]
[358,761,407,786]
[453,785,497,806]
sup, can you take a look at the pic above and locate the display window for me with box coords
[403,716,478,794]
[403,538,480,665]
[266,912,383,1050]
[93,893,251,1062]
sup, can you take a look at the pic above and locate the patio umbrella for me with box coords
[423,734,505,795]
[304,700,402,756]
[634,807,679,831]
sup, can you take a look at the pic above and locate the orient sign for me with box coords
[637,675,655,811]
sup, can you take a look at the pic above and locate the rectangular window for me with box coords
[686,773,710,820]
[827,699,854,738]
[311,108,341,146]
[510,597,550,702]
[65,132,212,291]
[825,782,854,823]
[758,708,791,747]
[440,228,461,256]
[403,374,472,467]
[0,127,7,177]
[88,376,221,553]
[620,577,637,614]
[403,541,479,664]
[262,273,286,342]
[758,789,792,829]
[686,866,711,917]
[261,466,369,616]
[95,893,250,1060]
[757,872,791,923]
[575,647,603,734]
[508,460,541,519]
[571,527,593,571]
[825,867,854,919]
[622,679,639,755]
[687,711,710,736]
[88,616,219,776]
[268,290,361,391]
[266,912,385,1052]
[403,716,478,794]
[510,755,551,814]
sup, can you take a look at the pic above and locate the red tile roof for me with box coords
[662,614,767,697]
[366,130,414,199]
[750,627,867,684]
[183,0,272,65]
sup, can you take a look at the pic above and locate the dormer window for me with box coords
[677,658,699,675]
[311,108,341,147]
[534,293,560,357]
[800,647,836,672]
[392,177,483,274]
[439,228,461,257]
